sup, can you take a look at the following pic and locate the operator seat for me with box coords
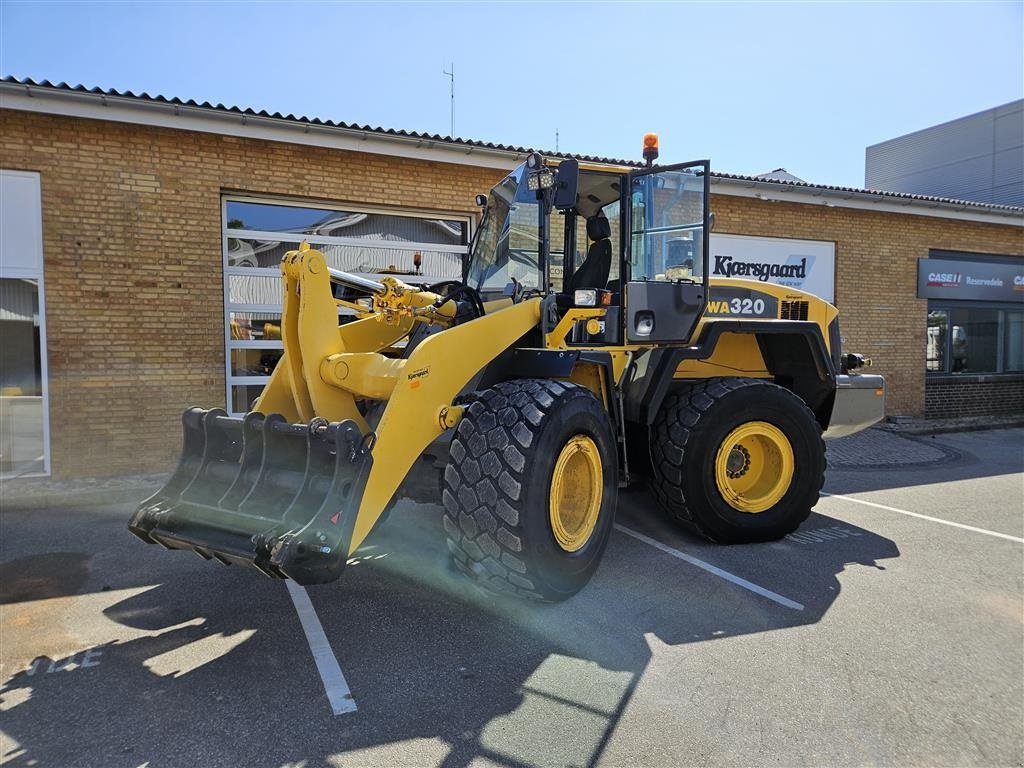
[570,214,613,292]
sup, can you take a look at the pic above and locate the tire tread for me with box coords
[442,379,601,600]
[650,377,826,542]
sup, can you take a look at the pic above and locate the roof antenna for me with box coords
[555,128,559,153]
[442,62,454,137]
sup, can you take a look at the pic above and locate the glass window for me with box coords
[228,274,283,306]
[926,310,947,372]
[630,167,705,282]
[0,278,45,476]
[230,348,283,377]
[554,201,623,292]
[467,166,547,292]
[228,312,281,341]
[227,235,463,278]
[224,196,471,415]
[1005,311,1024,372]
[949,307,999,373]
[227,235,300,268]
[227,201,468,245]
[231,385,267,414]
[926,304,1024,375]
[319,244,461,278]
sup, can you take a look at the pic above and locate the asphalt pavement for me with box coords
[1,428,1022,767]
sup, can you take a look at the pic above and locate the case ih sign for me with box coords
[917,257,1024,301]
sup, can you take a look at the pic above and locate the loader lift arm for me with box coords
[131,243,542,584]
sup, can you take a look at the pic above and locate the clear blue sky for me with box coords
[2,1,1021,188]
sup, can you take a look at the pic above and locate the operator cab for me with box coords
[465,139,711,347]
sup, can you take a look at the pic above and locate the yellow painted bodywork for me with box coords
[676,278,838,380]
[541,280,836,384]
[567,362,609,410]
[674,332,770,378]
[545,308,605,349]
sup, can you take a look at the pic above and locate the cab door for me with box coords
[623,161,710,344]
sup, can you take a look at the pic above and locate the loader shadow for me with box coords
[0,501,900,768]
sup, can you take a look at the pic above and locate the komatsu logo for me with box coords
[926,272,961,287]
[713,255,807,282]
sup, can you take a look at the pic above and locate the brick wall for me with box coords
[0,109,503,477]
[1,108,1022,477]
[925,378,1024,419]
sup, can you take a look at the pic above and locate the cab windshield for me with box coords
[466,164,543,292]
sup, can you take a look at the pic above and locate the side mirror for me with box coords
[553,159,579,210]
[475,194,487,207]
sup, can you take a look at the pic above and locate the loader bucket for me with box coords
[129,407,373,585]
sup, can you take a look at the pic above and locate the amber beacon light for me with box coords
[643,133,660,166]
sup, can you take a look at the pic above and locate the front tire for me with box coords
[442,379,618,601]
[650,378,825,543]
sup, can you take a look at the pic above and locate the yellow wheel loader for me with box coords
[130,138,885,601]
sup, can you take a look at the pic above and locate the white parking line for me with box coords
[614,524,805,611]
[285,580,357,715]
[822,493,1024,544]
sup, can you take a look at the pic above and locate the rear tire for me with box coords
[650,378,825,543]
[442,379,618,602]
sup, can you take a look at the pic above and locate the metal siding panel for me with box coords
[865,102,1024,205]
[993,107,1024,152]
[991,182,1024,207]
[993,147,1023,188]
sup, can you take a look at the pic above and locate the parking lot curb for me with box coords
[882,417,1024,436]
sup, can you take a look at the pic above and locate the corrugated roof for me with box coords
[0,76,635,167]
[3,76,1023,215]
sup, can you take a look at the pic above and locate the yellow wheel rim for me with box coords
[714,421,794,514]
[549,435,603,552]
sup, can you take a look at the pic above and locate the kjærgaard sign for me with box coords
[917,257,1024,302]
[709,234,835,302]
